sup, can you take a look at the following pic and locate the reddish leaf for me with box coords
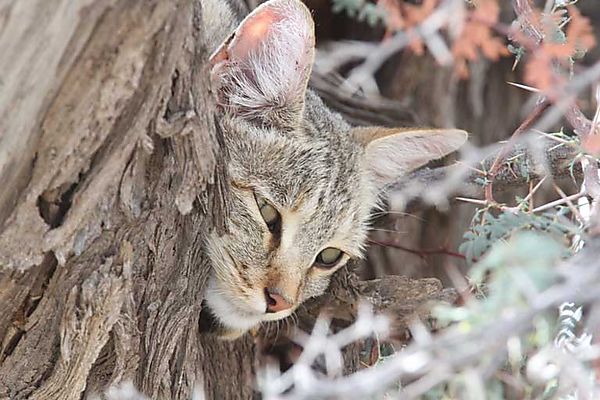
[582,132,600,156]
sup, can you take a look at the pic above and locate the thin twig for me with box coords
[261,240,600,400]
[455,197,489,206]
[532,129,575,145]
[368,239,467,261]
[485,101,550,203]
[531,191,586,213]
[522,176,547,208]
[553,183,585,223]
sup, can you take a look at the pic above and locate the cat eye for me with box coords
[255,193,281,233]
[314,247,343,269]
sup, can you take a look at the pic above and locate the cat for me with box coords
[201,0,467,339]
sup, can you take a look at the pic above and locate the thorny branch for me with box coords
[484,100,550,203]
[314,0,463,96]
[316,0,597,213]
[259,239,600,400]
[390,138,582,211]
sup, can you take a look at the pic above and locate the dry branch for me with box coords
[309,71,419,128]
[389,139,582,210]
[261,237,600,400]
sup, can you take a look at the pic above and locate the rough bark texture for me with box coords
[0,1,252,398]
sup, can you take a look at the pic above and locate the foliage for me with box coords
[459,209,580,264]
[452,0,509,77]
[420,227,595,399]
[440,232,565,327]
[332,0,596,81]
[514,3,597,91]
[353,229,591,399]
[331,0,386,27]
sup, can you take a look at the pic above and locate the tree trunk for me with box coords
[0,1,264,398]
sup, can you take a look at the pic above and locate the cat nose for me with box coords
[264,288,293,313]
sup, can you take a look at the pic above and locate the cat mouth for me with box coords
[203,245,296,333]
[202,274,295,335]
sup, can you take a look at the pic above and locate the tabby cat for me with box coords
[201,0,467,339]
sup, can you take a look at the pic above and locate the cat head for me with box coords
[203,0,467,338]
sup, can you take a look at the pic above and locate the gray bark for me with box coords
[0,1,257,398]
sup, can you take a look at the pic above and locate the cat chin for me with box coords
[204,276,295,333]
[204,277,263,331]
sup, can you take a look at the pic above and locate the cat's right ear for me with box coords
[353,127,468,191]
[209,0,315,130]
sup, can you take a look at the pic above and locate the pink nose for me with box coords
[264,288,293,313]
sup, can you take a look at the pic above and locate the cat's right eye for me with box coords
[314,247,343,269]
[254,193,281,233]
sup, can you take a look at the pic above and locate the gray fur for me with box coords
[201,0,467,337]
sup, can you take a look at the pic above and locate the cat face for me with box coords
[205,95,373,333]
[203,0,467,337]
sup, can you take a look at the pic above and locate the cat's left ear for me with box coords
[210,0,315,129]
[353,127,468,190]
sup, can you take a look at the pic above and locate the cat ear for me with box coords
[353,127,468,190]
[210,0,315,129]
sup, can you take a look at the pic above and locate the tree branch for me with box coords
[309,71,419,128]
[389,139,582,210]
[260,237,600,400]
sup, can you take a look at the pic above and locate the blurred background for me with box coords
[242,0,600,286]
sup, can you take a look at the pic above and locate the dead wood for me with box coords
[309,71,419,128]
[391,140,581,211]
[0,1,254,398]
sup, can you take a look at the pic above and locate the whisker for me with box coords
[275,320,281,342]
[370,210,426,221]
[369,228,409,235]
[264,321,271,338]
[290,315,296,331]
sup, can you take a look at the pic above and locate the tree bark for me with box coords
[0,1,261,398]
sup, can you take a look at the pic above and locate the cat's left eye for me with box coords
[255,193,281,233]
[314,247,344,269]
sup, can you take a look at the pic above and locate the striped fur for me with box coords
[201,0,467,337]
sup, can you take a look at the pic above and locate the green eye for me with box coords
[255,193,281,232]
[315,247,343,268]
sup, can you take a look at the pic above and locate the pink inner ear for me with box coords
[209,0,315,124]
[230,10,281,60]
[211,6,288,66]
